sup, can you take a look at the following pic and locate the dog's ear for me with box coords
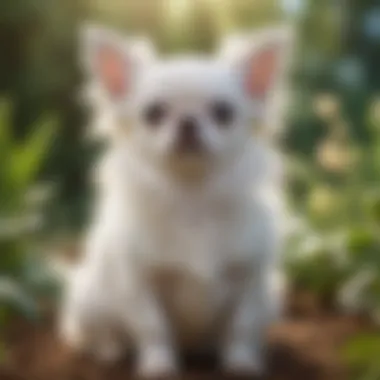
[80,23,154,101]
[219,26,294,129]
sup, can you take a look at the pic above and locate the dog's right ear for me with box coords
[219,25,295,133]
[80,23,154,101]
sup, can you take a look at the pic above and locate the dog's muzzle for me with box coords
[174,116,204,154]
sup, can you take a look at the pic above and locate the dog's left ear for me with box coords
[80,23,154,102]
[219,26,294,129]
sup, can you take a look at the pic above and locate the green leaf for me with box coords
[21,254,61,301]
[0,277,39,322]
[0,305,10,327]
[0,99,11,152]
[346,229,378,263]
[342,334,380,368]
[0,342,7,364]
[370,195,380,226]
[9,116,57,193]
[0,100,12,199]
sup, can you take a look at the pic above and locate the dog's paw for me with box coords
[59,315,87,352]
[222,343,264,379]
[137,344,178,379]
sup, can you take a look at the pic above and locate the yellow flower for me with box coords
[308,186,337,216]
[316,139,357,173]
[313,94,341,121]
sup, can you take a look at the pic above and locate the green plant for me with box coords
[0,100,58,342]
[342,334,380,380]
[285,96,380,379]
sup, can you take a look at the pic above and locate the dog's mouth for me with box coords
[166,134,211,181]
[173,135,206,156]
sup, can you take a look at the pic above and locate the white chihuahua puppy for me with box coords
[60,24,293,378]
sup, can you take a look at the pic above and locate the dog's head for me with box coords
[81,25,293,176]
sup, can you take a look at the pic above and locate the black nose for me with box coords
[176,116,201,153]
[178,116,198,141]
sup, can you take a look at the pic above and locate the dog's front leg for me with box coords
[123,281,178,379]
[222,264,276,376]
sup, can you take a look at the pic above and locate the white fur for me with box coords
[60,24,292,377]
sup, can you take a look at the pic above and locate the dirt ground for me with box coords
[1,292,369,380]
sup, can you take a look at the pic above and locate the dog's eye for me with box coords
[210,101,235,127]
[143,103,168,127]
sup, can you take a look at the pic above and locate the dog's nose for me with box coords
[178,116,199,142]
[176,116,202,153]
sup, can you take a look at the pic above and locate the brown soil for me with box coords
[1,292,369,380]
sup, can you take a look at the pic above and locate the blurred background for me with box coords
[1,0,380,379]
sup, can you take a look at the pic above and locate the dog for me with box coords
[59,24,293,378]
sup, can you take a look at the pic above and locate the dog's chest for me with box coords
[140,192,241,269]
[140,193,249,324]
[145,199,250,346]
